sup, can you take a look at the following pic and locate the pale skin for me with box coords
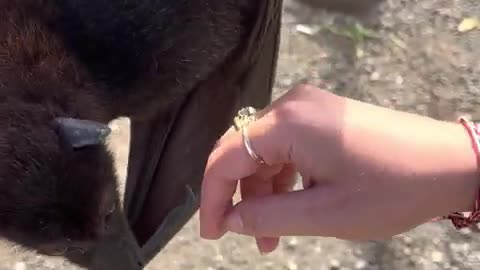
[199,84,480,254]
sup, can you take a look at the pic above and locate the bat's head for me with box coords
[0,109,118,255]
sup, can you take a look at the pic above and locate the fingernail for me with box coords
[225,212,244,233]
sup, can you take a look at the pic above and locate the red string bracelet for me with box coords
[441,116,480,231]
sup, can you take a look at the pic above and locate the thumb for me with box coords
[224,186,331,237]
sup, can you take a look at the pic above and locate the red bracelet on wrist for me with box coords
[442,116,480,231]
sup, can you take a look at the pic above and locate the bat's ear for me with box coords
[53,117,111,149]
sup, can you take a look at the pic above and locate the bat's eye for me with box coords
[103,204,115,230]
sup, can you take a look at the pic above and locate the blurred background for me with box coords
[145,0,480,269]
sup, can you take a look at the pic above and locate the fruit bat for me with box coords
[0,0,266,258]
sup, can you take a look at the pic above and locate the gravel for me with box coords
[1,0,479,269]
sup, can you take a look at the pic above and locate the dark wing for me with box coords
[66,1,283,269]
[126,0,283,263]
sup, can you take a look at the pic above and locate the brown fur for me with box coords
[0,0,257,252]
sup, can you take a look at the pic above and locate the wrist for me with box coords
[429,120,480,215]
[342,99,480,221]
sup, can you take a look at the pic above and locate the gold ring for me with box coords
[233,107,266,166]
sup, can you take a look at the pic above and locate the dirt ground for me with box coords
[0,0,479,269]
[147,0,480,269]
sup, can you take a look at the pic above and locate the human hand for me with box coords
[199,84,479,253]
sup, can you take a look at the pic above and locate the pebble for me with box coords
[214,254,224,262]
[295,24,320,36]
[403,236,413,244]
[280,78,293,86]
[329,259,340,268]
[288,238,298,246]
[285,238,299,251]
[449,243,470,253]
[354,260,367,269]
[395,75,404,85]
[287,260,298,270]
[403,247,412,255]
[370,71,381,81]
[13,262,26,270]
[431,251,444,263]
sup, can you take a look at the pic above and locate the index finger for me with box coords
[199,110,290,239]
